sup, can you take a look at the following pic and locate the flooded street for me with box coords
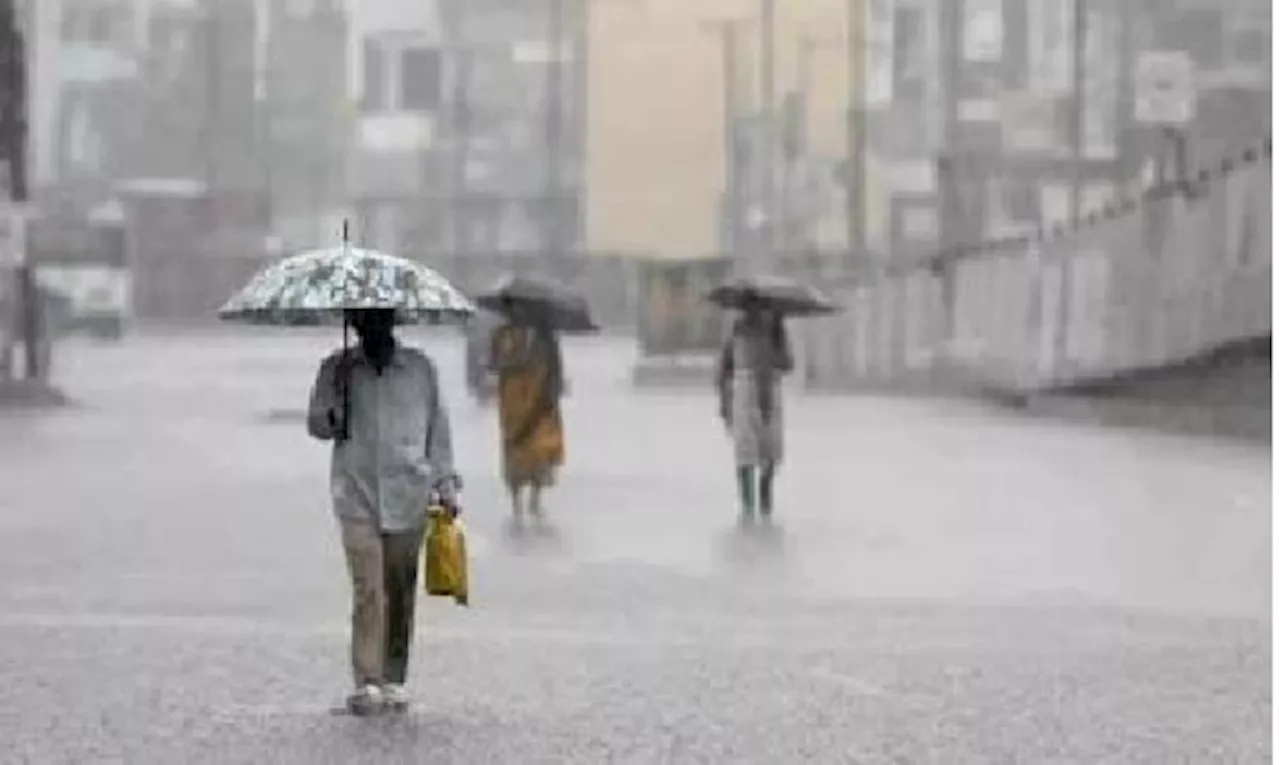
[0,329,1269,763]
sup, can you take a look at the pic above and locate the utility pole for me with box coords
[1068,0,1087,227]
[1113,0,1135,194]
[259,2,275,235]
[543,0,567,257]
[845,0,867,262]
[1,0,26,203]
[1055,0,1089,375]
[797,34,844,120]
[783,36,816,259]
[0,0,37,382]
[757,0,776,264]
[203,0,222,237]
[936,0,962,341]
[205,2,219,191]
[792,33,841,257]
[449,47,474,257]
[700,18,748,264]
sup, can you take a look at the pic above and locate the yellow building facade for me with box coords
[586,0,872,258]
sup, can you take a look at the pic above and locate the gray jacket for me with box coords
[307,344,455,532]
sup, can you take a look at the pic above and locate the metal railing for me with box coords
[797,141,1272,395]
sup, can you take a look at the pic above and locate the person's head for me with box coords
[501,297,535,325]
[346,308,396,348]
[531,311,555,334]
[740,295,768,326]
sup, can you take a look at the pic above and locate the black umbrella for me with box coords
[474,274,599,333]
[705,274,838,317]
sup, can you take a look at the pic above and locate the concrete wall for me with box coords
[1025,335,1270,443]
[796,144,1272,398]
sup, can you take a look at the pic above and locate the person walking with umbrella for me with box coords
[219,228,474,715]
[709,275,836,523]
[477,275,596,526]
[463,308,502,405]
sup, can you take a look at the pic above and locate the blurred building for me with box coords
[22,0,142,201]
[927,0,1271,251]
[343,0,445,252]
[437,0,587,256]
[263,0,349,250]
[863,0,945,257]
[585,0,878,259]
[584,0,1270,262]
[137,1,259,191]
[20,0,265,228]
[1143,0,1271,161]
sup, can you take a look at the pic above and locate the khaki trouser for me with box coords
[340,519,424,688]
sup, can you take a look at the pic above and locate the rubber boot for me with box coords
[758,464,776,519]
[736,466,756,522]
[509,487,525,530]
[529,486,553,536]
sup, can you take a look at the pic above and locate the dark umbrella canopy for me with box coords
[475,274,598,333]
[705,274,838,317]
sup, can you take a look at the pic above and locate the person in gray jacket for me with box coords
[715,298,793,523]
[307,308,459,715]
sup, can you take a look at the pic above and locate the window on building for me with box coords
[60,10,80,41]
[1003,179,1041,226]
[400,47,442,112]
[361,37,441,113]
[62,4,117,45]
[285,0,317,15]
[893,6,926,104]
[989,176,1042,232]
[89,7,114,43]
[1230,27,1269,65]
[147,13,193,63]
[1155,10,1223,69]
[1225,8,1270,73]
[361,40,386,111]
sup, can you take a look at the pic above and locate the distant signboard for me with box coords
[883,160,936,195]
[1134,50,1196,125]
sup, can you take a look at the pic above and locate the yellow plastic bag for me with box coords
[423,505,469,606]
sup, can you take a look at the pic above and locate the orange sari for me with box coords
[490,323,565,489]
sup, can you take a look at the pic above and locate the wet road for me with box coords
[0,328,1270,763]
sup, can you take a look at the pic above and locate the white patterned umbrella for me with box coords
[218,245,475,326]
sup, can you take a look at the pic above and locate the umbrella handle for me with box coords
[339,218,351,441]
[339,315,351,441]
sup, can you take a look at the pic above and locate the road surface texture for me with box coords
[0,328,1270,764]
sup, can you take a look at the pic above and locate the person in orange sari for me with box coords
[489,306,566,523]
